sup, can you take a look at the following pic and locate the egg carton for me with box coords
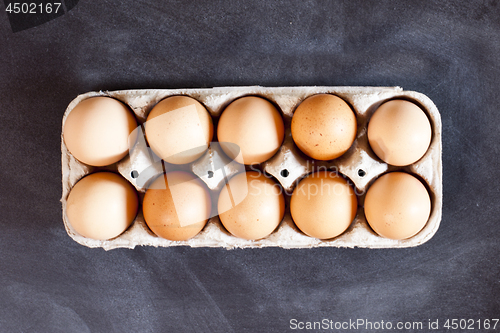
[60,86,442,250]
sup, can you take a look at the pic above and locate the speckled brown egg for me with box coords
[143,171,211,241]
[291,94,357,160]
[218,171,285,240]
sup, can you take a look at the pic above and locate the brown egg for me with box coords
[364,172,431,240]
[66,172,139,240]
[63,97,138,166]
[218,171,285,240]
[143,171,211,241]
[290,171,357,239]
[291,94,357,160]
[217,96,285,165]
[368,99,432,166]
[145,95,213,164]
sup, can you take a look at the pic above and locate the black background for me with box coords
[1,1,499,332]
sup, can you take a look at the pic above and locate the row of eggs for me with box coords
[63,94,432,168]
[63,93,434,243]
[66,169,430,242]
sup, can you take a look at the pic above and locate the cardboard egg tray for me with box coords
[60,86,442,250]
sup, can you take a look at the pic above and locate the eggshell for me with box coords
[290,171,357,239]
[66,172,138,240]
[145,95,213,164]
[291,94,357,160]
[217,96,285,165]
[218,171,285,240]
[364,172,431,240]
[143,171,211,241]
[63,97,138,166]
[368,99,432,166]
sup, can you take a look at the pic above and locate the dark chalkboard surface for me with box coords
[1,1,499,332]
